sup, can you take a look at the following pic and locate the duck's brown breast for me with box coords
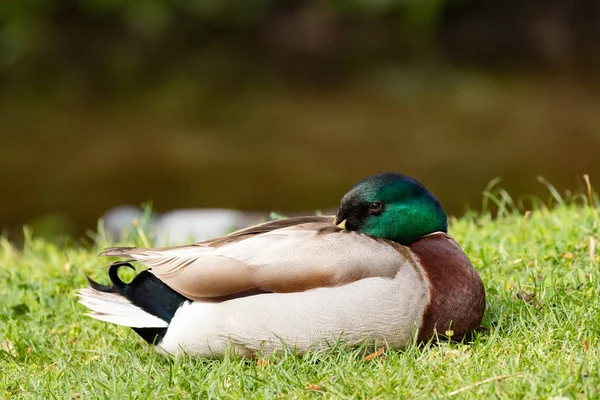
[409,232,486,342]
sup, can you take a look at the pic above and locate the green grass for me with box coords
[1,191,600,399]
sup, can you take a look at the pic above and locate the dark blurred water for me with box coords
[2,72,599,238]
[4,1,600,238]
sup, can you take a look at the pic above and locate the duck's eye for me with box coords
[368,201,384,215]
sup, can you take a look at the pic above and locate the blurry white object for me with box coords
[151,209,265,246]
[101,205,266,246]
[102,205,147,236]
[102,205,335,246]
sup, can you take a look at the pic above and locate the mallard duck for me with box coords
[79,172,485,357]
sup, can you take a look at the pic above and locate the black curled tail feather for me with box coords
[86,261,191,345]
[108,261,136,292]
[86,261,135,294]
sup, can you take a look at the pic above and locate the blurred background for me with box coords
[2,0,600,240]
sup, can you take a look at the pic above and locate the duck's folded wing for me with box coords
[100,217,415,300]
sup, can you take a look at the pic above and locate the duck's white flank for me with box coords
[158,260,429,357]
[78,288,168,328]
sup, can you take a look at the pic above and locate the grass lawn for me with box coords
[1,189,599,399]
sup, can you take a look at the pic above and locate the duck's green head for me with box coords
[334,172,447,245]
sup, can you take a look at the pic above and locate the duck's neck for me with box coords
[364,201,448,245]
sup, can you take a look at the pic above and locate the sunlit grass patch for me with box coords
[1,183,599,398]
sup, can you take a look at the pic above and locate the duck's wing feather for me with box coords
[100,216,415,300]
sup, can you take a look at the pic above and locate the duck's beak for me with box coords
[333,217,347,230]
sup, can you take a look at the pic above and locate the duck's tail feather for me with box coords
[78,287,168,328]
[78,262,191,345]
